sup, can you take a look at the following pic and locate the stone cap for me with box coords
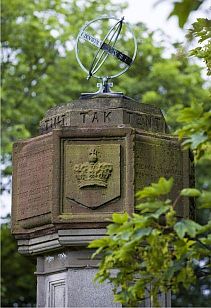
[40,97,168,135]
[44,96,162,117]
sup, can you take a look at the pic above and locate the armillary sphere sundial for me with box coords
[75,16,137,98]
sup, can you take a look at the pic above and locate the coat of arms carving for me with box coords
[63,143,120,210]
[74,148,113,188]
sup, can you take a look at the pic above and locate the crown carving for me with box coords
[74,148,113,188]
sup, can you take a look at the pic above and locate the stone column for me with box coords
[12,96,194,307]
[34,231,120,307]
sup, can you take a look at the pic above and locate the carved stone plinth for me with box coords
[12,96,194,307]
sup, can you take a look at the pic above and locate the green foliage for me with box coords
[1,0,210,184]
[90,14,211,307]
[175,55,211,163]
[1,0,211,306]
[175,91,211,162]
[1,221,36,307]
[157,0,205,28]
[174,219,202,238]
[89,178,211,307]
[166,1,211,71]
[198,191,211,208]
[1,0,124,177]
[168,0,204,28]
[188,18,211,75]
[136,177,173,199]
[180,188,201,197]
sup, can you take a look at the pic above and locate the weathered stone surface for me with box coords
[12,96,189,307]
[66,269,120,307]
[12,129,192,237]
[12,97,193,240]
[16,229,107,255]
[12,127,135,235]
[54,127,135,226]
[36,249,120,307]
[134,132,192,218]
[12,134,53,233]
[40,97,167,134]
[36,248,170,307]
[63,144,120,209]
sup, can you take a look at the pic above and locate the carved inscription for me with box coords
[126,111,164,132]
[40,109,166,134]
[104,111,112,122]
[74,148,113,188]
[40,111,114,133]
[15,137,53,220]
[44,114,66,131]
[80,111,112,124]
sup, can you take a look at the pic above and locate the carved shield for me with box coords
[63,143,120,209]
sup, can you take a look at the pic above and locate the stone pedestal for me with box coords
[36,248,171,308]
[35,239,120,307]
[19,229,170,307]
[12,96,194,307]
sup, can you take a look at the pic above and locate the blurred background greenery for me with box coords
[1,0,210,306]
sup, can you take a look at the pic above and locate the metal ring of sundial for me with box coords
[75,16,137,81]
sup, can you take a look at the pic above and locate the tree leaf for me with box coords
[180,188,201,197]
[168,0,203,28]
[132,227,152,240]
[174,221,186,239]
[88,237,110,249]
[182,132,208,150]
[174,219,202,239]
[112,212,129,224]
[136,201,165,212]
[198,191,211,208]
[177,102,203,122]
[150,206,170,219]
[136,177,174,199]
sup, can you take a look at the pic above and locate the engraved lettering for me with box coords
[50,117,53,128]
[104,111,111,123]
[136,114,142,127]
[127,112,133,123]
[92,112,99,123]
[53,117,57,127]
[81,31,132,65]
[146,116,151,130]
[43,114,66,131]
[45,119,50,130]
[56,115,65,126]
[80,112,87,123]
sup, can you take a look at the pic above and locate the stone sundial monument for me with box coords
[12,16,194,307]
